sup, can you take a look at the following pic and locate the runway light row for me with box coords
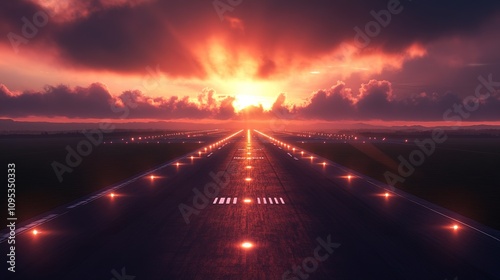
[28,129,462,243]
[171,130,244,171]
[255,129,468,236]
[27,130,249,243]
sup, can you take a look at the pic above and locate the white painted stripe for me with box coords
[25,222,37,228]
[46,214,58,219]
[233,197,237,204]
[213,197,219,204]
[226,198,231,204]
[269,197,273,204]
[280,197,285,204]
[67,202,83,209]
[257,198,261,204]
[274,197,279,204]
[263,197,267,204]
[219,197,225,204]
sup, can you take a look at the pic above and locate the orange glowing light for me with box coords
[243,199,252,203]
[241,242,253,249]
[110,193,116,198]
[245,178,252,182]
[32,229,38,235]
[246,166,252,169]
[452,224,459,231]
[384,192,390,198]
[150,175,155,180]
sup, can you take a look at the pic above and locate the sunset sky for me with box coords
[1,0,500,125]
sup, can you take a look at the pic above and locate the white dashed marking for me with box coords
[211,197,287,205]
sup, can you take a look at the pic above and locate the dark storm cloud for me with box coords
[297,80,500,121]
[2,0,500,76]
[1,81,499,121]
[52,3,207,77]
[0,83,236,119]
[298,82,356,119]
[0,83,114,118]
[0,1,40,35]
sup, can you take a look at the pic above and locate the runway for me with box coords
[2,129,500,279]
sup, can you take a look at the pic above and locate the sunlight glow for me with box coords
[241,242,254,249]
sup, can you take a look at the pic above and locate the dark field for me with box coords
[294,136,500,229]
[0,132,208,226]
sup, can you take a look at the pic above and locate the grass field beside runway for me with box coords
[0,133,205,226]
[296,137,500,230]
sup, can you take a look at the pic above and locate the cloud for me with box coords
[1,80,500,121]
[297,80,500,121]
[2,0,500,79]
[0,83,236,120]
[0,83,113,118]
[224,16,245,32]
[299,81,356,119]
[256,58,277,79]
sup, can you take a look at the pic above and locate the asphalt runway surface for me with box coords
[2,129,500,279]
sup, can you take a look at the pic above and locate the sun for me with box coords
[234,94,260,111]
[230,81,276,112]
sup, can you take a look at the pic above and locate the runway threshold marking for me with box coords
[211,197,286,205]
